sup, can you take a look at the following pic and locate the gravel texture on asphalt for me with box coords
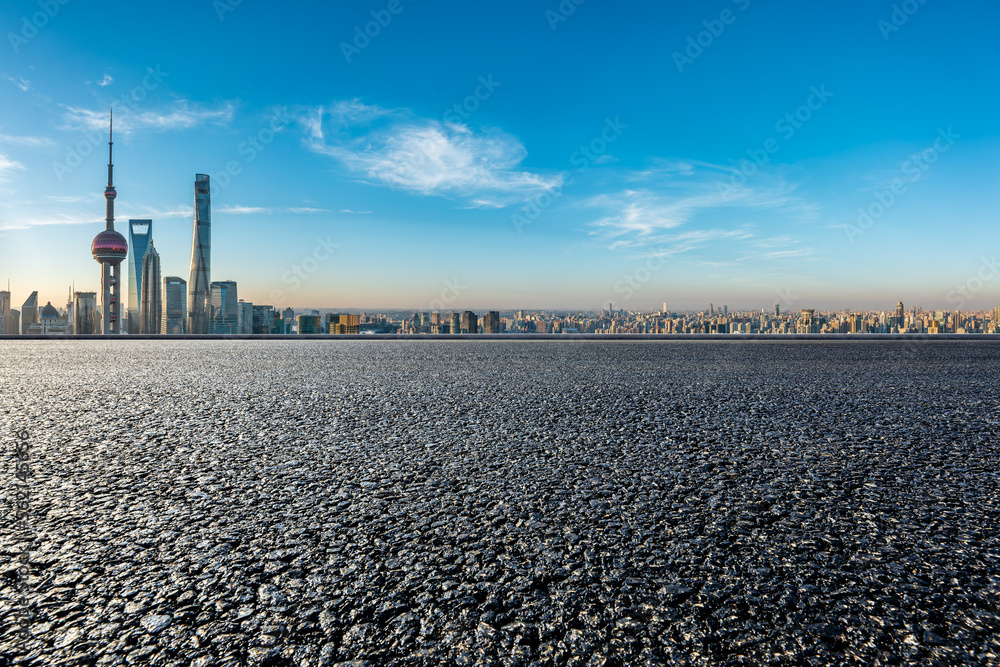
[1,340,999,666]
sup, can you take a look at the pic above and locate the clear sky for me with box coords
[0,0,998,312]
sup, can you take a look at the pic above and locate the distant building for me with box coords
[74,292,98,335]
[238,300,254,334]
[127,219,153,334]
[461,310,478,334]
[28,302,69,335]
[329,313,360,334]
[297,314,322,334]
[188,175,212,334]
[162,277,187,334]
[140,241,162,334]
[20,291,38,335]
[252,305,275,334]
[482,311,500,334]
[0,290,11,335]
[209,280,239,334]
[282,307,295,334]
[450,312,460,334]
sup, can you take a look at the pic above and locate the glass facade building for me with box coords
[162,276,187,334]
[188,175,211,334]
[127,219,152,334]
[209,280,239,334]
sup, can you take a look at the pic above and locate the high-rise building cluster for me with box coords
[3,115,999,338]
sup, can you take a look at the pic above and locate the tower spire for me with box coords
[104,109,117,231]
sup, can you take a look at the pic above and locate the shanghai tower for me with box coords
[188,174,211,334]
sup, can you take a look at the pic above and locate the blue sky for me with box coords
[0,0,998,311]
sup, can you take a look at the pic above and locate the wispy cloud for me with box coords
[295,99,562,206]
[290,207,332,214]
[0,153,25,180]
[219,205,271,215]
[97,74,113,87]
[0,133,56,148]
[338,208,372,215]
[4,75,30,92]
[61,100,235,134]
[0,212,98,231]
[585,162,818,262]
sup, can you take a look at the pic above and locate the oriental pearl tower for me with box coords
[91,111,128,334]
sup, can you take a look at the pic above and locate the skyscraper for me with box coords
[140,241,162,334]
[74,292,98,335]
[188,174,211,334]
[209,280,238,334]
[461,311,478,334]
[162,277,187,334]
[20,291,38,335]
[450,312,460,334]
[896,301,904,330]
[238,300,254,334]
[0,290,11,335]
[127,219,153,334]
[252,305,274,334]
[91,112,128,335]
[482,311,501,334]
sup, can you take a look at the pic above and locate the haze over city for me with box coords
[1,0,998,312]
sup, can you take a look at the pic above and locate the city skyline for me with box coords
[1,1,999,311]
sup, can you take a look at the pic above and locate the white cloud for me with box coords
[0,134,56,148]
[0,213,98,231]
[61,100,235,134]
[338,209,372,215]
[219,205,271,215]
[585,162,818,263]
[98,74,114,87]
[4,75,30,92]
[0,153,25,180]
[297,100,562,206]
[290,207,332,214]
